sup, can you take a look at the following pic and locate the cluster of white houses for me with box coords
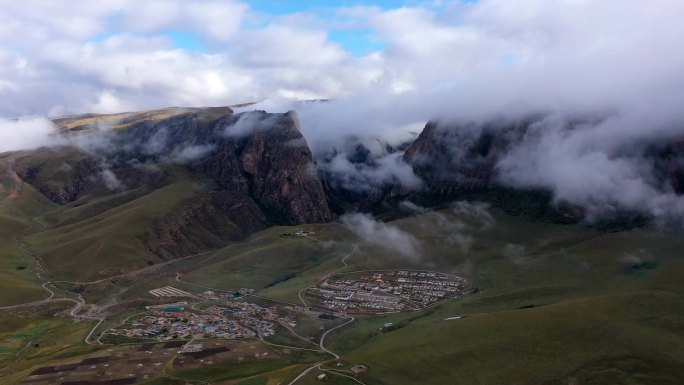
[307,270,468,313]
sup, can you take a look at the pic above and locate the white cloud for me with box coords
[163,144,216,164]
[341,213,421,260]
[0,117,56,153]
[119,0,248,41]
[0,0,683,220]
[88,90,133,114]
[0,0,681,119]
[101,169,123,190]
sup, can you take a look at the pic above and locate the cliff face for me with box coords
[15,105,683,260]
[404,120,527,194]
[10,107,332,260]
[20,108,332,224]
[654,141,684,194]
[141,191,269,258]
[13,148,103,204]
[237,112,332,224]
[401,118,684,225]
[402,118,585,222]
[184,110,333,224]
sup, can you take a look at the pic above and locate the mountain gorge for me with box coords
[4,106,684,385]
[2,106,684,278]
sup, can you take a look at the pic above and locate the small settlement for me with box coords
[306,270,469,314]
[111,300,296,342]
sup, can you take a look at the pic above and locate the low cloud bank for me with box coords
[0,118,56,154]
[501,243,528,266]
[452,201,495,229]
[495,111,684,221]
[238,0,684,222]
[341,213,421,260]
[392,200,496,255]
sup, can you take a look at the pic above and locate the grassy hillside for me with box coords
[334,289,684,385]
[25,180,206,281]
[2,159,684,385]
[311,209,684,385]
[176,206,684,384]
[182,224,345,294]
[0,169,57,305]
[153,206,684,384]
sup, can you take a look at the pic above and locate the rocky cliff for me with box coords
[12,105,683,262]
[26,107,332,224]
[399,118,605,222]
[9,107,332,259]
[400,117,684,226]
[141,191,269,258]
[403,119,531,194]
[192,111,332,224]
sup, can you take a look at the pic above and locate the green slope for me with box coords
[25,180,206,281]
[0,170,56,306]
[312,210,684,385]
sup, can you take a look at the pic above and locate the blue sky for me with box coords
[244,0,419,14]
[91,1,479,57]
[244,1,399,56]
[163,1,451,57]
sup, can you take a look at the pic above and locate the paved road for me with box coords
[83,317,105,345]
[286,316,357,385]
[96,311,146,345]
[297,244,358,307]
[319,367,369,385]
[286,364,320,385]
[319,316,355,360]
[286,241,362,385]
[1,224,369,383]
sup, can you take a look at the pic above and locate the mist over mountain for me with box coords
[3,2,684,384]
[1,102,682,235]
[1,0,683,228]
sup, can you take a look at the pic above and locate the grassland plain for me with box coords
[182,224,349,292]
[0,303,101,384]
[295,368,360,385]
[137,364,309,385]
[85,206,684,385]
[310,210,684,385]
[168,350,324,383]
[149,206,684,384]
[2,191,684,385]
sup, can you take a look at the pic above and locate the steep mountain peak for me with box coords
[7,106,331,262]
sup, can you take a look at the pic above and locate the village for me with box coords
[305,270,469,314]
[111,300,297,342]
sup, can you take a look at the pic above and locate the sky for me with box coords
[1,0,681,118]
[2,0,684,222]
[0,0,503,116]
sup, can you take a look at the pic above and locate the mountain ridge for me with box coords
[2,106,681,278]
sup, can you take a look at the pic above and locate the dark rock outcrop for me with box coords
[402,118,585,222]
[185,110,333,224]
[141,191,269,258]
[237,112,333,224]
[9,107,332,261]
[404,119,528,194]
[19,108,333,226]
[13,148,103,204]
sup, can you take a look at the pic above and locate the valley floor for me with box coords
[1,208,684,385]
